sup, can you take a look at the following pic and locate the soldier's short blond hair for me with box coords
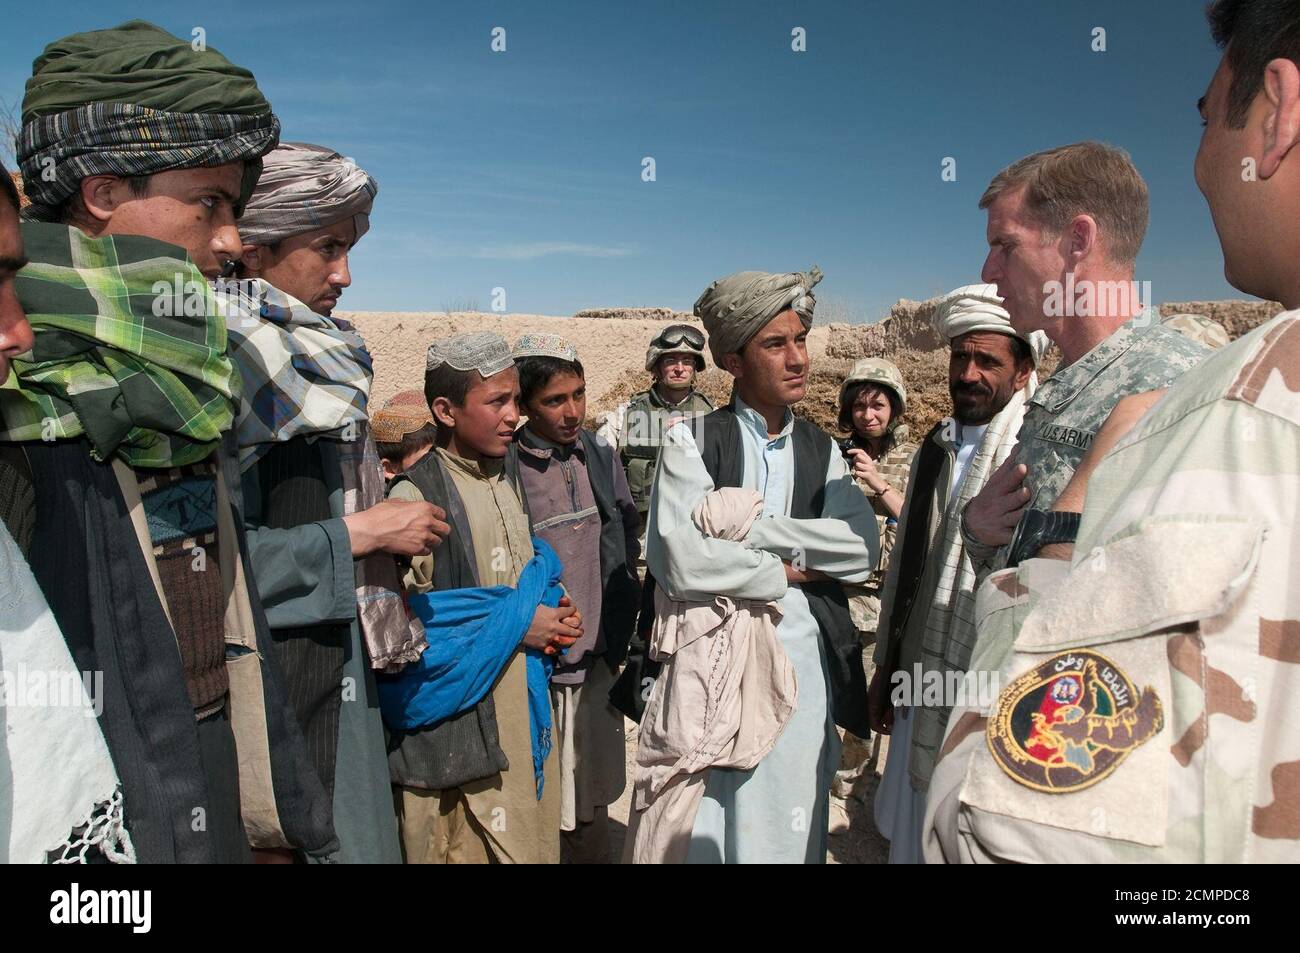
[980,141,1149,268]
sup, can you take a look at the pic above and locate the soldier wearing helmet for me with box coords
[837,358,918,635]
[833,358,919,797]
[596,323,715,536]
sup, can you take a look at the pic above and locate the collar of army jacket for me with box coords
[1031,309,1161,414]
[648,383,702,409]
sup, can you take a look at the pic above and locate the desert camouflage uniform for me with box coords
[924,310,1300,862]
[962,309,1208,578]
[1162,312,1231,350]
[836,361,915,791]
[844,434,918,629]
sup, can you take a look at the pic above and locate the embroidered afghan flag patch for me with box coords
[987,649,1163,793]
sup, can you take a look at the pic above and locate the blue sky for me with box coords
[1,0,1238,320]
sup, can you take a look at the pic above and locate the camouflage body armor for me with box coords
[621,387,715,518]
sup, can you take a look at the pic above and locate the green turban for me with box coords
[693,266,823,365]
[18,20,280,220]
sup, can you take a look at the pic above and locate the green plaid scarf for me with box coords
[0,223,239,468]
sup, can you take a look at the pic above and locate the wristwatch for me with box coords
[1006,510,1082,567]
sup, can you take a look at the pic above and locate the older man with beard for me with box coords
[866,285,1046,863]
[219,142,448,863]
[628,266,878,864]
[0,21,336,863]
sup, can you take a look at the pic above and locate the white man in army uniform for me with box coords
[924,0,1300,863]
[596,324,715,540]
[960,142,1210,621]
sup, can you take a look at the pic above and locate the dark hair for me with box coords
[1007,334,1032,366]
[0,163,20,213]
[838,382,902,433]
[234,238,282,278]
[1209,0,1300,128]
[57,173,152,224]
[950,330,1035,376]
[376,422,437,463]
[423,362,480,408]
[516,355,584,406]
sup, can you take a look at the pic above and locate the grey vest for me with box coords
[384,449,527,790]
[507,430,641,670]
[696,407,871,737]
[610,407,872,735]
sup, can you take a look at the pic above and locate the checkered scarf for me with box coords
[19,103,279,221]
[0,223,238,468]
[221,278,425,672]
[217,278,372,469]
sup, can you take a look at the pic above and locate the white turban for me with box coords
[931,283,1049,364]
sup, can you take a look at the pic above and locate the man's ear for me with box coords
[1065,213,1099,267]
[78,175,123,224]
[720,351,744,377]
[1014,358,1035,392]
[380,457,398,480]
[431,396,456,429]
[240,244,265,275]
[1259,57,1300,180]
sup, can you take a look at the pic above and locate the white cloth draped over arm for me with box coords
[595,401,627,451]
[742,449,879,584]
[646,421,787,603]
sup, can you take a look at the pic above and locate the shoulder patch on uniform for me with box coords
[987,649,1163,793]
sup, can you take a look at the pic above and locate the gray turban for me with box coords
[693,265,823,365]
[237,141,377,247]
[425,331,514,377]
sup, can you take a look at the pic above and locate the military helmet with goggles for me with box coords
[646,323,707,372]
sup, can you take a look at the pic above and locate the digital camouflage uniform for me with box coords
[962,310,1209,579]
[925,310,1300,863]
